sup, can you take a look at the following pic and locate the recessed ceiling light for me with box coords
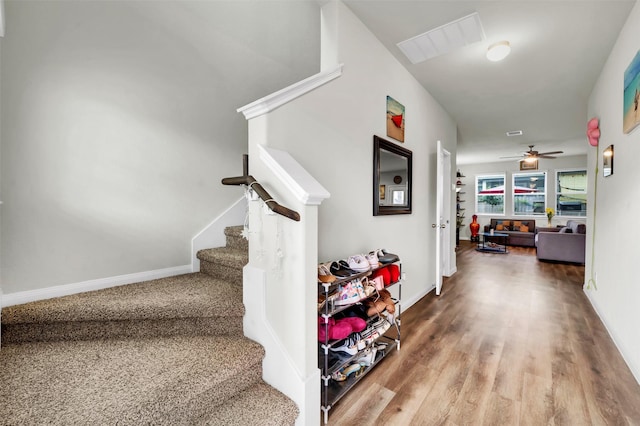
[487,40,511,62]
[506,130,523,136]
[397,12,486,64]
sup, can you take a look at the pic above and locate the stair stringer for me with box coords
[243,264,320,426]
[242,264,320,425]
[191,196,246,272]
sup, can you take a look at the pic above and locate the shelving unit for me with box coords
[318,261,401,424]
[456,170,466,246]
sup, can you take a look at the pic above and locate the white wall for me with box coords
[237,3,456,422]
[458,155,587,239]
[0,6,3,341]
[587,0,640,383]
[0,0,320,294]
[265,1,457,308]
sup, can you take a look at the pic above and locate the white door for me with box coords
[434,140,452,295]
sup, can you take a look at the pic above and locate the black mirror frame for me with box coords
[373,135,413,216]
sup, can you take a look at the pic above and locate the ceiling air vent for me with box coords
[506,130,523,136]
[397,12,486,64]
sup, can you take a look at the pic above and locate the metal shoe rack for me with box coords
[317,262,402,424]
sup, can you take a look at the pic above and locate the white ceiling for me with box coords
[343,0,636,165]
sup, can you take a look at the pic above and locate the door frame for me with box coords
[435,140,452,295]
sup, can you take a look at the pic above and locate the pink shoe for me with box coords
[337,316,367,333]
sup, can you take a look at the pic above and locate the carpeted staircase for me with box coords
[0,226,298,425]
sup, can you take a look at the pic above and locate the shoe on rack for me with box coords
[330,261,357,278]
[317,295,326,311]
[329,336,359,355]
[365,251,380,268]
[364,298,387,317]
[372,317,391,336]
[348,254,371,273]
[337,316,367,333]
[379,289,395,314]
[374,342,388,357]
[362,277,377,297]
[354,333,366,350]
[343,363,362,378]
[371,267,391,286]
[374,249,399,265]
[387,264,400,284]
[370,276,384,291]
[360,326,379,345]
[318,263,336,283]
[351,278,367,300]
[331,370,347,382]
[334,281,361,306]
[356,345,378,367]
[381,310,396,325]
[318,316,354,342]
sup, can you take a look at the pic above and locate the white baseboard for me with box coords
[1,264,192,308]
[402,283,436,312]
[583,289,640,386]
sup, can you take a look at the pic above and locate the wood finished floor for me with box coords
[328,241,640,425]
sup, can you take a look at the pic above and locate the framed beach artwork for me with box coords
[386,96,405,142]
[623,49,640,134]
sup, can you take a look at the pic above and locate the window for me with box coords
[556,169,587,217]
[476,174,505,215]
[512,172,546,216]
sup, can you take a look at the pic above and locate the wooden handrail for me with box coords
[222,175,301,222]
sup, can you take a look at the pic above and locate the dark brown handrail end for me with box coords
[222,174,300,222]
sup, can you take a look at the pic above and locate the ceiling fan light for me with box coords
[486,40,511,62]
[524,156,537,163]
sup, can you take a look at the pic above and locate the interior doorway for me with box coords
[435,140,452,295]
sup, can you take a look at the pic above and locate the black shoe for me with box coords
[330,261,356,277]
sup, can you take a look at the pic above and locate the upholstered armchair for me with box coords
[535,220,586,264]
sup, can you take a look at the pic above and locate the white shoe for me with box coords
[348,255,370,272]
[329,336,359,355]
[365,252,379,268]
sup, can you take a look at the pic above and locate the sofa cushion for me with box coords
[567,220,586,234]
[559,226,571,233]
[520,225,529,232]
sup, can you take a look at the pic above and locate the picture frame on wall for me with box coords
[519,159,538,170]
[623,49,640,134]
[386,96,405,142]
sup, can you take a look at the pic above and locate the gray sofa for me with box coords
[535,220,586,264]
[483,218,537,247]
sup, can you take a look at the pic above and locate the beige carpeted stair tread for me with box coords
[0,335,266,425]
[224,225,248,251]
[202,383,299,425]
[2,272,243,325]
[197,247,248,268]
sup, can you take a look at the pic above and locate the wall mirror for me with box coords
[373,135,412,215]
[603,144,614,177]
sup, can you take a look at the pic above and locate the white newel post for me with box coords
[241,139,330,425]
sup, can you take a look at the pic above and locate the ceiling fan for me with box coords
[500,145,564,162]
